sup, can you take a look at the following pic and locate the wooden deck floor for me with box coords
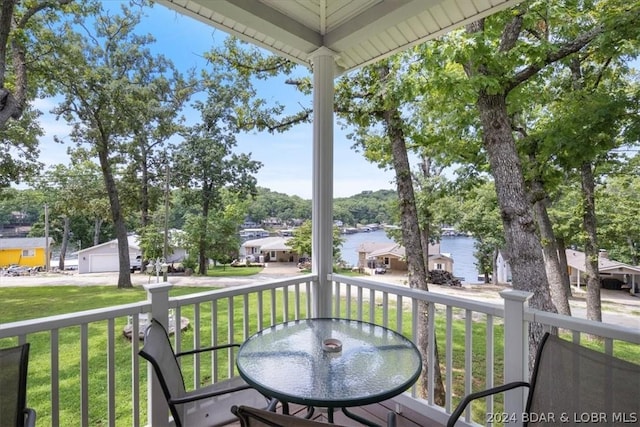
[228,398,442,426]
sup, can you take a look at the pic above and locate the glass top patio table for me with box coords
[236,318,422,409]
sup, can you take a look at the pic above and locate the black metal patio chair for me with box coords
[232,405,398,427]
[139,319,275,427]
[447,332,640,426]
[0,343,36,427]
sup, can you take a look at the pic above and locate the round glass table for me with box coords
[236,318,422,424]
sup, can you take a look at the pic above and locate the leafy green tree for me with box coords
[173,74,262,275]
[29,162,107,269]
[596,165,640,265]
[0,0,76,128]
[413,0,640,355]
[52,2,174,288]
[287,220,343,264]
[335,58,445,403]
[0,0,88,186]
[245,188,311,225]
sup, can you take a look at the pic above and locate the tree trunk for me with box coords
[140,141,150,228]
[580,161,602,322]
[532,191,572,316]
[382,88,445,405]
[556,237,572,292]
[58,216,70,271]
[492,248,499,285]
[198,191,211,275]
[475,91,556,364]
[93,217,102,246]
[98,147,132,288]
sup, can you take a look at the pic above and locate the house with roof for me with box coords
[77,235,143,274]
[241,236,302,263]
[566,249,640,294]
[0,237,54,269]
[496,248,640,294]
[76,234,188,274]
[357,241,452,274]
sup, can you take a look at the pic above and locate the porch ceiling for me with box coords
[157,0,519,75]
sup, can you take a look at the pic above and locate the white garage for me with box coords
[77,236,142,274]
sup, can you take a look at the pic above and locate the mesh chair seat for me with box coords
[0,343,36,427]
[232,405,351,427]
[139,318,271,427]
[232,404,398,427]
[448,333,640,427]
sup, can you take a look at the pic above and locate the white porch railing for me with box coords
[1,273,639,427]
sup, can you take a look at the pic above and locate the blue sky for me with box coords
[35,2,397,199]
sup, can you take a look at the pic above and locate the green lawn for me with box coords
[205,265,264,277]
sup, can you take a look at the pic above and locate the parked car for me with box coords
[130,256,142,273]
[6,264,32,276]
[374,266,387,274]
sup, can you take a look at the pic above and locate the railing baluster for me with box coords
[212,300,219,383]
[445,306,453,412]
[382,292,389,327]
[227,296,234,378]
[270,289,276,325]
[464,310,473,424]
[243,293,250,340]
[257,290,264,330]
[193,303,201,388]
[305,280,312,316]
[283,285,289,322]
[174,306,182,355]
[107,318,116,427]
[395,295,402,334]
[51,329,60,427]
[80,324,89,426]
[369,289,375,322]
[333,281,341,316]
[131,314,141,427]
[485,314,495,419]
[294,284,301,320]
[427,302,436,406]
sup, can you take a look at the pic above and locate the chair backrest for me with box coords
[138,319,186,424]
[0,343,31,427]
[526,333,640,426]
[232,405,349,427]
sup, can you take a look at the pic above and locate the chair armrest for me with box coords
[176,343,240,357]
[447,381,530,427]
[24,408,36,427]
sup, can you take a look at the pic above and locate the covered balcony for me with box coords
[2,1,639,426]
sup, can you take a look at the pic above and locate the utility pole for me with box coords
[44,204,50,272]
[163,164,170,282]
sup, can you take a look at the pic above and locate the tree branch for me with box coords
[507,24,604,91]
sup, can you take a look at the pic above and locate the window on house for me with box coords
[435,263,444,270]
[384,257,390,266]
[22,249,35,257]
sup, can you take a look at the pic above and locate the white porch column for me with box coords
[500,289,531,425]
[310,47,336,317]
[144,283,173,427]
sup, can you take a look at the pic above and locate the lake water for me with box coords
[340,229,478,282]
